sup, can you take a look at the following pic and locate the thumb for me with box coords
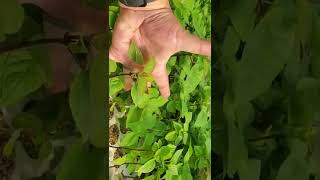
[152,63,170,98]
[178,30,211,57]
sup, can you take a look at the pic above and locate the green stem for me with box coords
[109,145,150,151]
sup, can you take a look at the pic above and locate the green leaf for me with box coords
[12,112,43,135]
[120,132,139,147]
[167,101,176,113]
[183,59,206,95]
[3,130,21,157]
[112,155,127,166]
[89,52,107,146]
[233,3,296,104]
[296,0,313,45]
[109,60,117,73]
[165,131,177,142]
[289,78,320,129]
[170,149,183,164]
[0,51,46,106]
[173,121,182,131]
[181,163,193,180]
[131,77,149,108]
[238,159,261,180]
[193,107,208,128]
[143,175,155,180]
[155,144,176,162]
[57,141,104,180]
[126,106,143,128]
[276,140,309,180]
[144,57,156,73]
[38,141,52,160]
[0,0,24,38]
[222,0,256,40]
[137,159,156,176]
[183,112,192,131]
[128,42,144,64]
[69,57,106,148]
[183,142,193,163]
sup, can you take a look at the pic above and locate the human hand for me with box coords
[109,0,211,98]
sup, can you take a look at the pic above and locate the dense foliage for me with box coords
[108,0,212,179]
[213,0,320,179]
[0,1,106,179]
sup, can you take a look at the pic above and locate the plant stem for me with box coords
[0,33,80,54]
[109,145,150,151]
[109,162,144,168]
[0,38,66,54]
[109,73,134,78]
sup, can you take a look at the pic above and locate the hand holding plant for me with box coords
[109,0,211,98]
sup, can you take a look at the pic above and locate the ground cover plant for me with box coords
[213,0,320,179]
[0,1,106,179]
[108,0,212,179]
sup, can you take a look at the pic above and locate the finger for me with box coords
[152,63,170,98]
[177,30,211,57]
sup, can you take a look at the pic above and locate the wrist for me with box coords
[119,0,170,10]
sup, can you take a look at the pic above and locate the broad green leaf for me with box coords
[128,42,144,64]
[155,144,176,162]
[238,159,261,180]
[38,141,52,160]
[227,119,248,177]
[109,77,124,97]
[144,57,156,73]
[276,140,309,180]
[289,78,320,129]
[137,159,156,176]
[69,59,106,148]
[57,141,104,180]
[173,121,182,131]
[3,130,21,157]
[183,112,192,131]
[167,164,179,175]
[69,72,90,142]
[183,142,193,163]
[165,131,177,142]
[0,0,24,38]
[194,107,208,129]
[181,163,193,180]
[112,155,127,166]
[183,59,206,95]
[181,0,194,12]
[126,106,143,128]
[109,60,117,73]
[296,0,313,45]
[12,112,43,135]
[170,149,183,164]
[89,52,106,148]
[0,51,46,106]
[233,3,296,104]
[167,101,176,113]
[143,175,155,180]
[131,77,149,108]
[120,132,139,147]
[127,108,156,132]
[148,88,160,98]
[166,56,177,74]
[222,0,256,40]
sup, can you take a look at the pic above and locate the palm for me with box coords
[109,5,210,98]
